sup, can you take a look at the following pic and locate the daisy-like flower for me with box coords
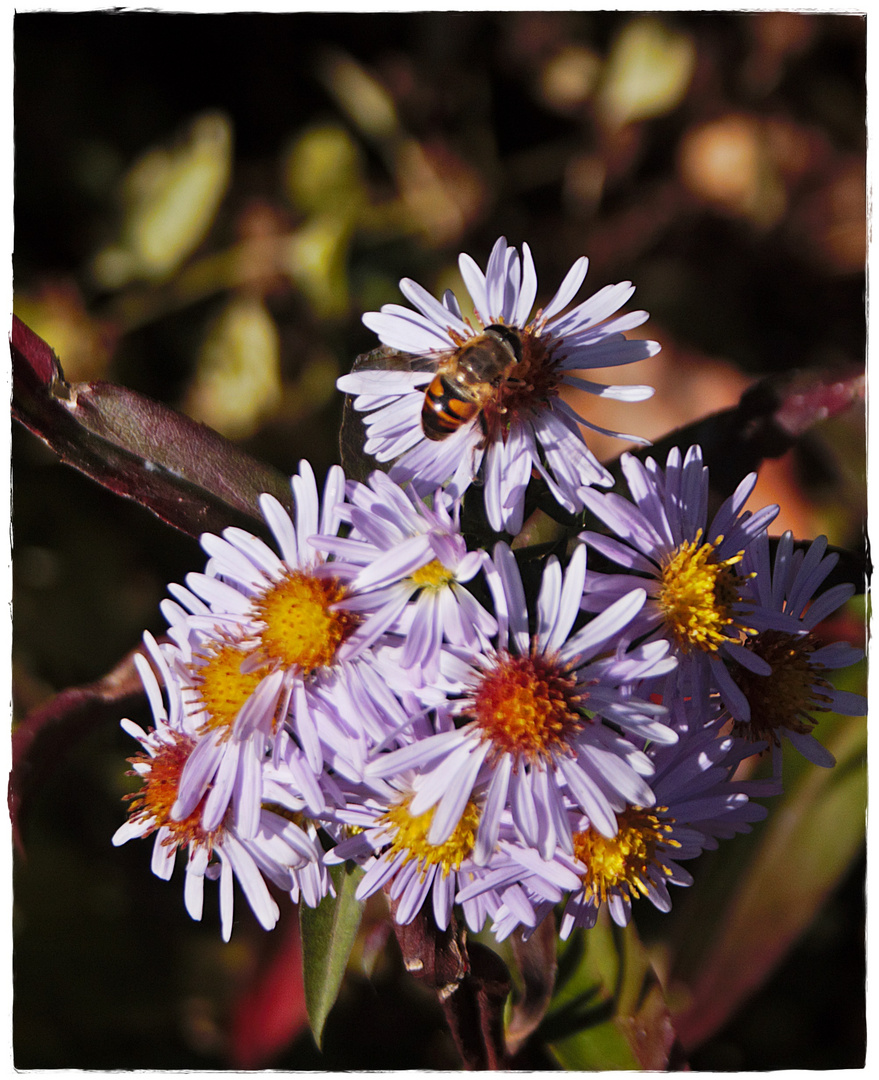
[168,461,411,830]
[112,653,327,942]
[338,236,658,534]
[728,530,867,767]
[133,624,287,845]
[325,771,581,932]
[363,541,678,864]
[312,470,497,682]
[471,717,770,941]
[579,444,782,723]
[556,720,769,936]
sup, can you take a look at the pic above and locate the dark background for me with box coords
[12,10,866,1069]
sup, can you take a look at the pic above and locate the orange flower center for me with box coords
[124,730,220,852]
[469,651,584,762]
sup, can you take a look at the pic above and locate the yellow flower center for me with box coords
[470,652,583,762]
[380,793,481,878]
[251,569,357,674]
[572,805,678,904]
[190,640,269,735]
[732,629,831,745]
[658,533,749,652]
[409,558,455,590]
[124,731,220,852]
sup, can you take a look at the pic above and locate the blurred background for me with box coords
[12,10,866,1069]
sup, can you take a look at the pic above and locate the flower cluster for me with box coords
[116,238,865,944]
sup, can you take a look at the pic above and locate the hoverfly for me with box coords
[419,324,524,441]
[339,324,527,482]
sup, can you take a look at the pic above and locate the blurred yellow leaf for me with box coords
[185,296,282,440]
[395,139,486,247]
[597,18,695,129]
[318,50,399,142]
[539,44,602,113]
[283,124,368,218]
[93,112,233,287]
[282,215,352,318]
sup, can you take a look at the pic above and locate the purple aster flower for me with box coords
[169,460,410,818]
[579,444,782,722]
[132,625,285,844]
[727,530,867,767]
[112,655,327,942]
[469,717,770,941]
[325,771,581,932]
[338,236,658,534]
[556,719,770,936]
[363,541,677,864]
[312,470,497,682]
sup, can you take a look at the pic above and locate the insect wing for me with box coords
[350,345,439,374]
[339,346,438,482]
[343,345,438,403]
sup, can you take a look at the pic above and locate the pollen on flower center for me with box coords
[470,652,582,761]
[409,558,455,591]
[380,794,480,877]
[572,805,677,903]
[124,731,219,852]
[732,629,830,745]
[251,569,357,674]
[658,533,748,652]
[189,641,268,734]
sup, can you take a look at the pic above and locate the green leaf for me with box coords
[544,912,675,1069]
[299,861,365,1049]
[669,667,867,1051]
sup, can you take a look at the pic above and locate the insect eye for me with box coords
[484,324,523,362]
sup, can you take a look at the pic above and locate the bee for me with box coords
[340,324,526,481]
[419,323,523,441]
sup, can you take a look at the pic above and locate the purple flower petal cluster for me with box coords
[729,530,867,768]
[579,444,784,721]
[112,646,330,943]
[338,236,657,534]
[115,237,863,944]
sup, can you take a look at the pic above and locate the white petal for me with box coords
[428,741,490,845]
[492,542,529,654]
[539,256,589,322]
[458,252,490,323]
[473,754,513,864]
[546,543,588,656]
[399,277,470,338]
[514,243,539,325]
[184,858,206,922]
